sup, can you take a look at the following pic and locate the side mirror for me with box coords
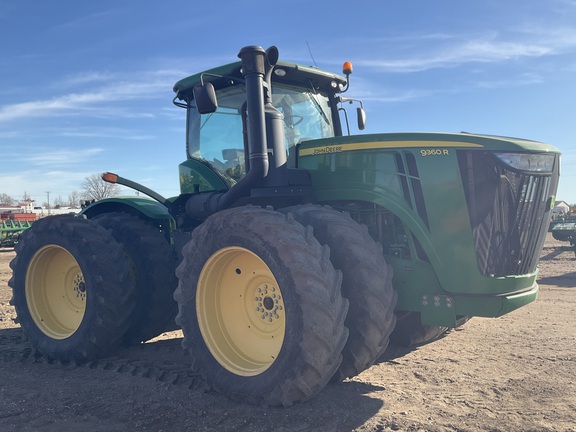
[357,107,366,131]
[193,83,218,114]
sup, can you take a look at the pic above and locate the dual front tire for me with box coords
[174,205,397,405]
[175,206,350,406]
[280,205,397,381]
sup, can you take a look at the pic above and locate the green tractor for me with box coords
[551,213,576,257]
[9,45,560,406]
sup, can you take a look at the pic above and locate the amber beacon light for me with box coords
[101,172,119,183]
[342,61,353,76]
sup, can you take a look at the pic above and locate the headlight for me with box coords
[494,152,555,173]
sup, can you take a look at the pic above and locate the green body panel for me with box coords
[298,132,559,325]
[394,251,540,326]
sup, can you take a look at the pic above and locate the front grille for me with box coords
[458,151,559,277]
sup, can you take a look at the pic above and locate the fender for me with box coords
[80,196,175,238]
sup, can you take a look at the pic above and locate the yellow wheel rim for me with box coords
[197,246,286,376]
[25,245,87,339]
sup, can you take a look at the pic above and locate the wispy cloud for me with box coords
[0,69,184,123]
[354,26,576,73]
[350,68,546,105]
[357,39,548,73]
[15,148,104,166]
[0,93,114,122]
[356,87,435,103]
[53,71,117,89]
[472,72,545,89]
[59,129,155,140]
[49,11,113,32]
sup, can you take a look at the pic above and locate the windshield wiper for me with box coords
[310,92,331,126]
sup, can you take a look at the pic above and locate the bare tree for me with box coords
[53,195,65,209]
[67,190,83,208]
[0,193,16,206]
[81,174,122,201]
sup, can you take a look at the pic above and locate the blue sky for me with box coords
[1,0,575,206]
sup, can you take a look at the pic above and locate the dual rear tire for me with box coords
[92,212,178,345]
[9,212,180,364]
[9,216,137,363]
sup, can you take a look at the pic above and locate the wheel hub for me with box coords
[73,274,86,300]
[254,284,282,323]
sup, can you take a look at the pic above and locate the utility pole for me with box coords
[46,191,51,215]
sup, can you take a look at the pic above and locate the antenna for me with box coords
[306,41,318,67]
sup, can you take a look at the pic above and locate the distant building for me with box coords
[21,197,35,212]
[552,201,570,216]
[0,205,21,214]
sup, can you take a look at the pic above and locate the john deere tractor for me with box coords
[9,45,560,406]
[551,212,576,257]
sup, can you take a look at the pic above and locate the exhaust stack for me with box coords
[185,45,287,220]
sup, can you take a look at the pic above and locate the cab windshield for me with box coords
[186,84,335,184]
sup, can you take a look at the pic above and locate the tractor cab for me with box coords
[172,54,359,196]
[184,84,336,185]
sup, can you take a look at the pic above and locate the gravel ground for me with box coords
[0,233,574,432]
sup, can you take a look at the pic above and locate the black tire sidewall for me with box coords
[11,217,134,362]
[280,204,397,379]
[179,223,306,397]
[91,212,178,344]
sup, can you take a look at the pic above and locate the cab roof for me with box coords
[173,61,347,100]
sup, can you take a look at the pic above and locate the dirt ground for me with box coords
[0,234,574,432]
